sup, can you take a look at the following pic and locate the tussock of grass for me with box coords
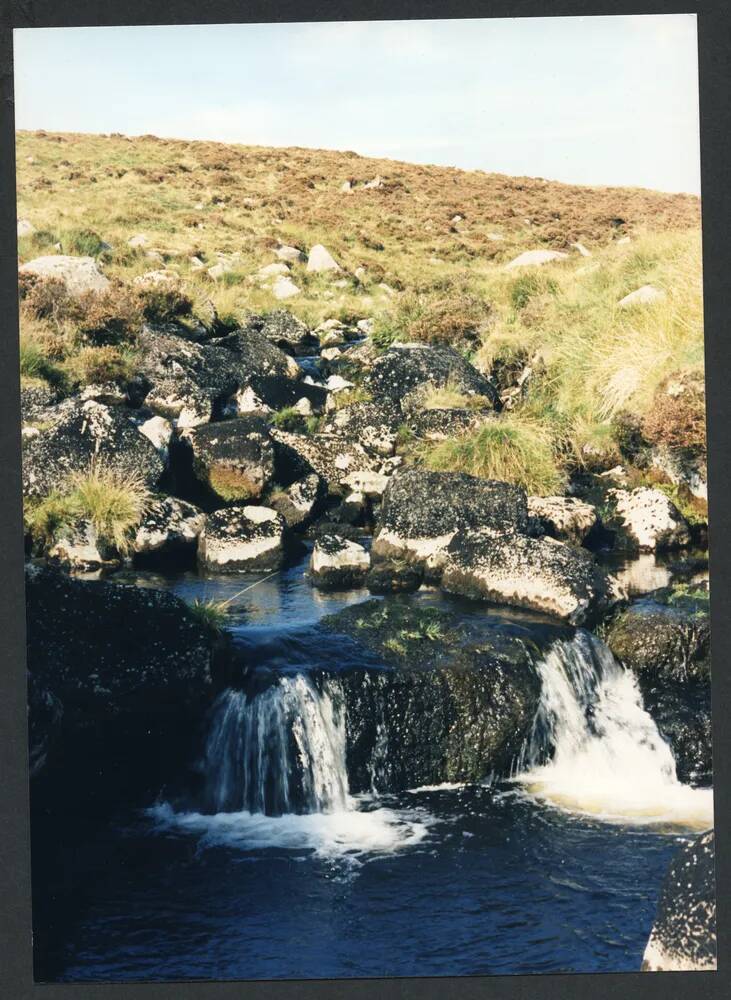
[25,463,150,553]
[189,598,229,634]
[62,345,137,386]
[421,382,492,411]
[421,413,564,495]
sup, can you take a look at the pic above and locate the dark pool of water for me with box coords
[32,549,700,982]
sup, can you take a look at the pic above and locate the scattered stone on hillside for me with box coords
[652,445,707,502]
[322,401,400,457]
[340,180,352,193]
[293,396,313,416]
[133,269,178,287]
[487,232,505,241]
[572,241,592,257]
[442,530,618,625]
[48,519,119,572]
[207,261,233,280]
[272,275,301,300]
[19,255,110,296]
[268,473,325,528]
[365,343,500,412]
[258,261,290,279]
[275,245,305,263]
[198,505,286,573]
[307,243,341,272]
[642,832,716,971]
[527,495,598,545]
[190,256,205,269]
[504,249,570,270]
[127,233,148,248]
[378,283,396,295]
[356,318,374,335]
[309,534,370,590]
[372,468,528,579]
[326,374,354,393]
[241,311,318,357]
[609,487,691,551]
[182,416,275,503]
[321,347,342,362]
[364,176,384,189]
[618,284,666,308]
[17,218,35,237]
[271,429,382,498]
[133,497,206,559]
[617,235,632,245]
[22,399,165,500]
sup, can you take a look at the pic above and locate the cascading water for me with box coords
[515,631,713,830]
[203,675,349,815]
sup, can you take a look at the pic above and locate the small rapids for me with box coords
[515,632,713,830]
[151,675,432,859]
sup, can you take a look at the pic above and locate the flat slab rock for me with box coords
[441,528,619,625]
[309,534,370,590]
[198,505,286,572]
[642,832,716,971]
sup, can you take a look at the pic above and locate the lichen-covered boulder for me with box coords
[182,416,275,503]
[48,519,119,572]
[309,534,370,590]
[372,468,528,578]
[608,487,691,552]
[271,429,383,498]
[365,343,500,413]
[21,399,165,499]
[19,254,110,296]
[20,380,59,425]
[241,310,319,357]
[642,832,716,971]
[652,444,707,502]
[198,505,286,572]
[320,599,556,792]
[268,474,325,528]
[321,401,400,457]
[441,529,618,625]
[133,497,205,560]
[527,495,598,545]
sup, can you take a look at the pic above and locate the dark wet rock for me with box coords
[241,310,319,357]
[442,530,619,626]
[306,520,365,543]
[372,468,528,578]
[21,398,165,499]
[527,495,598,546]
[365,343,500,413]
[181,416,275,504]
[28,673,63,779]
[642,832,716,971]
[321,401,400,457]
[271,429,382,497]
[268,474,325,529]
[320,599,556,792]
[217,326,325,410]
[604,596,711,783]
[198,505,286,572]
[366,559,424,594]
[132,497,205,561]
[309,534,370,590]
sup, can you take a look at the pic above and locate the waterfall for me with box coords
[203,675,349,816]
[516,632,713,829]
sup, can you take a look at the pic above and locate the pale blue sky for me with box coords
[13,15,701,194]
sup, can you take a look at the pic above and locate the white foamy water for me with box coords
[515,632,713,831]
[151,676,433,859]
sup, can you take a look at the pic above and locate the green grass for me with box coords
[188,598,229,633]
[421,413,564,495]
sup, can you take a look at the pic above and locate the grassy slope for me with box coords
[16,130,705,501]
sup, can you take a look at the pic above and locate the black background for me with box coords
[0,2,728,998]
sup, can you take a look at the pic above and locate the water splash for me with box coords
[515,632,713,831]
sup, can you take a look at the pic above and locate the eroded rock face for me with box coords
[133,497,206,559]
[19,255,110,296]
[642,832,716,971]
[182,416,275,504]
[365,343,500,412]
[198,505,286,572]
[372,469,528,578]
[320,599,554,792]
[309,534,370,590]
[527,495,598,545]
[609,487,691,552]
[22,399,165,499]
[442,530,618,625]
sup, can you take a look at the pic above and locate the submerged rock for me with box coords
[642,832,716,971]
[198,505,286,572]
[22,399,165,499]
[309,534,370,590]
[372,468,528,578]
[320,599,556,792]
[365,343,500,413]
[441,530,617,625]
